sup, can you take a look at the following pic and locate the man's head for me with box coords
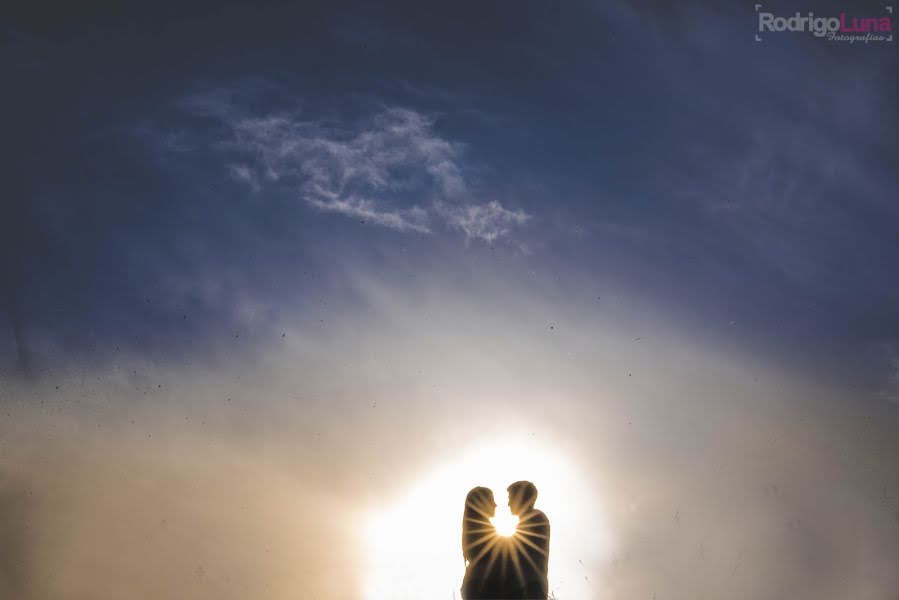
[507,480,538,516]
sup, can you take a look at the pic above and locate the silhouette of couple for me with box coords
[461,481,550,600]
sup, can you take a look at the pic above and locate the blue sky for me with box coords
[3,0,897,398]
[1,1,898,598]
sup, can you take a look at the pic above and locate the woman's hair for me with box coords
[462,487,495,562]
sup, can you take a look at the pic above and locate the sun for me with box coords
[490,509,519,537]
[363,436,612,600]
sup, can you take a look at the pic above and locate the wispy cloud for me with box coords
[176,91,530,242]
[436,200,530,243]
[227,163,261,192]
[305,195,431,233]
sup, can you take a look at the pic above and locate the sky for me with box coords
[1,1,898,598]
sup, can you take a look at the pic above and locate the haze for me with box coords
[2,1,898,598]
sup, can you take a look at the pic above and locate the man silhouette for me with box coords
[506,481,550,599]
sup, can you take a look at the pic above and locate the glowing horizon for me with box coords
[364,437,612,600]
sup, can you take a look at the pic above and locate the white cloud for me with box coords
[178,92,530,242]
[436,199,531,243]
[306,195,431,233]
[227,164,261,192]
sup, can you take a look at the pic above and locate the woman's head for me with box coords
[462,487,497,561]
[464,486,497,519]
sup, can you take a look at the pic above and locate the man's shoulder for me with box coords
[530,509,549,524]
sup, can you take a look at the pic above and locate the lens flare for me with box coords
[490,509,519,537]
[364,436,611,599]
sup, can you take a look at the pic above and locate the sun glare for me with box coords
[490,509,519,537]
[364,436,611,599]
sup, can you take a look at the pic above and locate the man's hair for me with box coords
[507,480,538,509]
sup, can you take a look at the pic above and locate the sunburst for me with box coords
[490,509,519,537]
[364,438,610,600]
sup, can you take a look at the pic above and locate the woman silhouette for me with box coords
[460,487,505,599]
